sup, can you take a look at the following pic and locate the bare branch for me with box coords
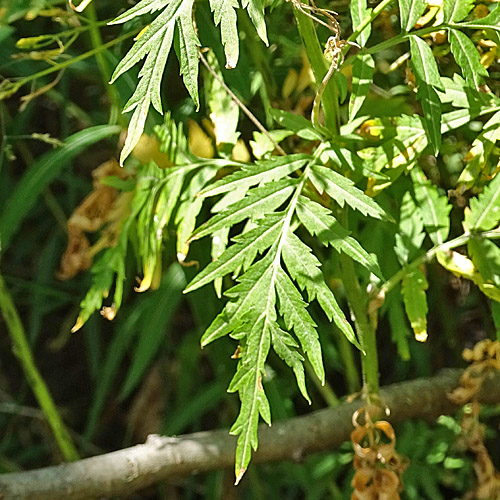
[1,369,499,500]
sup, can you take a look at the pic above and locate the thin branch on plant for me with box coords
[0,274,79,462]
[1,369,500,500]
[198,49,287,156]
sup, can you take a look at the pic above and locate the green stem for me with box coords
[339,253,379,399]
[347,0,396,44]
[379,229,500,297]
[0,103,68,233]
[85,4,123,125]
[293,5,339,135]
[305,362,339,407]
[336,331,361,393]
[0,273,79,461]
[363,25,452,56]
[2,30,137,100]
[339,210,379,400]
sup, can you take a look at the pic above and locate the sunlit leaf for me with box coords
[310,165,392,221]
[443,0,474,23]
[409,35,443,153]
[402,267,428,342]
[398,0,426,32]
[465,170,500,231]
[349,54,374,121]
[411,168,451,246]
[350,0,372,46]
[394,191,425,265]
[448,29,488,89]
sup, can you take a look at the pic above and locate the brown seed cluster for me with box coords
[449,340,500,500]
[351,408,407,500]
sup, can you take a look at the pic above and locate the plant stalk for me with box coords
[378,229,500,297]
[347,0,395,44]
[339,210,379,401]
[293,4,339,135]
[0,273,79,461]
[85,3,123,125]
[339,252,380,400]
[1,30,137,101]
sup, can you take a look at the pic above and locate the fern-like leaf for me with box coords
[465,172,500,231]
[110,0,191,164]
[210,0,240,69]
[409,35,444,153]
[199,154,309,198]
[448,29,488,90]
[411,168,451,246]
[185,215,285,292]
[281,231,359,347]
[296,196,382,278]
[275,267,323,383]
[192,179,295,239]
[309,165,391,221]
[184,146,366,480]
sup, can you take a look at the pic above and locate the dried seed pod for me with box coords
[351,407,407,500]
[449,340,500,498]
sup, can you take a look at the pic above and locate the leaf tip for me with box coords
[71,317,84,333]
[415,331,428,342]
[235,468,246,485]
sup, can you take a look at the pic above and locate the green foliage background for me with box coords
[1,0,500,498]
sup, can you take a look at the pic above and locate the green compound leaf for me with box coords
[282,231,359,348]
[309,164,392,221]
[398,0,426,32]
[448,29,488,90]
[110,0,189,164]
[192,179,295,240]
[402,267,429,342]
[199,154,309,197]
[349,53,375,121]
[411,168,451,246]
[296,196,382,278]
[185,215,284,292]
[275,267,324,384]
[465,172,500,231]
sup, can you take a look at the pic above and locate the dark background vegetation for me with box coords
[0,0,499,498]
